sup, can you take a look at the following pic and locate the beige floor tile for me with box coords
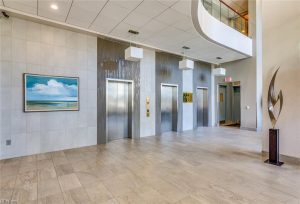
[12,182,38,202]
[52,157,69,167]
[116,191,146,204]
[63,187,92,203]
[38,166,57,181]
[0,189,14,201]
[75,170,101,187]
[71,160,90,172]
[58,173,81,192]
[38,193,65,204]
[37,153,52,161]
[55,163,74,177]
[0,174,17,189]
[175,196,204,204]
[38,178,61,199]
[15,170,38,187]
[37,159,54,170]
[1,166,20,178]
[19,161,37,174]
[102,175,137,197]
[85,182,114,203]
[1,127,300,203]
[133,186,169,204]
[51,151,66,158]
[92,198,119,204]
[20,155,37,163]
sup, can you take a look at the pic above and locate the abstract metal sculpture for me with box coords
[268,68,283,129]
[265,67,284,166]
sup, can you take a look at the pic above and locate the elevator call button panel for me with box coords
[183,92,193,103]
[146,97,150,117]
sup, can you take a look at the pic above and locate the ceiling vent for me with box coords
[213,68,226,76]
[125,30,143,61]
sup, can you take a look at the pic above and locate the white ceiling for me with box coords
[1,0,248,64]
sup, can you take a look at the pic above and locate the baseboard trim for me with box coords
[262,151,300,165]
[240,126,257,131]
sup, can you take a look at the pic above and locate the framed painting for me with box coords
[24,74,79,112]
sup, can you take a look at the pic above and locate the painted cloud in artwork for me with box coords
[28,79,78,101]
[26,77,78,101]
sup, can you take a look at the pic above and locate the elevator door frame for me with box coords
[106,78,134,142]
[196,87,209,127]
[160,83,179,133]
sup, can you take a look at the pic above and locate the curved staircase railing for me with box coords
[202,0,248,35]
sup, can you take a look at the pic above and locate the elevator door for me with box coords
[197,88,208,127]
[219,85,226,122]
[233,86,241,123]
[161,85,178,133]
[107,80,133,141]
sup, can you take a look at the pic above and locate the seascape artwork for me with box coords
[24,74,79,112]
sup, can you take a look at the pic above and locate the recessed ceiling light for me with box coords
[50,4,58,10]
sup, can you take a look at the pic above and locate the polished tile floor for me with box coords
[1,127,299,204]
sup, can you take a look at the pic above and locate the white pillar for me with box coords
[182,69,194,131]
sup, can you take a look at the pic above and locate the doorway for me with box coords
[219,85,227,124]
[106,79,133,141]
[196,87,209,127]
[218,82,241,128]
[161,84,178,133]
[233,86,241,125]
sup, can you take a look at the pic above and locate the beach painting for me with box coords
[24,74,79,112]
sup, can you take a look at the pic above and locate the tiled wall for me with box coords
[0,17,97,159]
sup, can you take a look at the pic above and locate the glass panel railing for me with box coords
[202,0,248,36]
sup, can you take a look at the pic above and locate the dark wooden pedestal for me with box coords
[264,129,284,166]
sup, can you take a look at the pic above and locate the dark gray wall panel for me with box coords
[193,62,212,128]
[155,52,183,134]
[97,38,140,144]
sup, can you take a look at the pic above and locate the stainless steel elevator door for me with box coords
[233,86,241,123]
[161,85,178,133]
[219,85,226,122]
[107,80,133,141]
[197,88,209,127]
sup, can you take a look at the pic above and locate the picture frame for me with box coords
[23,73,80,112]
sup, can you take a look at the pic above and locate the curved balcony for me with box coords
[191,0,253,57]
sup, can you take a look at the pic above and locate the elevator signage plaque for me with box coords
[183,92,193,103]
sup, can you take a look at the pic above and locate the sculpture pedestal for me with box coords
[264,129,284,166]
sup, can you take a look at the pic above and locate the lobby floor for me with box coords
[1,127,299,204]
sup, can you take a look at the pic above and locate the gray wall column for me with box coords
[97,38,140,144]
